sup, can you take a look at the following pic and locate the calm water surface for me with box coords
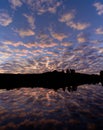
[0,84,103,130]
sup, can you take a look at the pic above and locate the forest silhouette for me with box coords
[0,69,103,91]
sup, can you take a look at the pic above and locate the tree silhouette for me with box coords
[0,69,102,91]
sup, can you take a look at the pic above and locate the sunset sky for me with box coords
[0,0,103,73]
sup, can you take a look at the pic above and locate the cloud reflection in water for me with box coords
[0,85,103,130]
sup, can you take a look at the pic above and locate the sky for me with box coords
[0,0,103,74]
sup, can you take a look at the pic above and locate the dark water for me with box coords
[0,84,103,130]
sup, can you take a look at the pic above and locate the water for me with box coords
[0,85,103,130]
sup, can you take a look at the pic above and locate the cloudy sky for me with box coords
[0,0,103,74]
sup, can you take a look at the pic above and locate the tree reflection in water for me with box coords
[0,84,103,130]
[0,69,103,91]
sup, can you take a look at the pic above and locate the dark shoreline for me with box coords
[0,70,103,90]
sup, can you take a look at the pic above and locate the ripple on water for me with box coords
[0,85,103,129]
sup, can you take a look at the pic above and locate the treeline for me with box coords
[0,69,103,91]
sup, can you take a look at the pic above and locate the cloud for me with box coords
[23,14,35,29]
[98,48,103,53]
[1,39,102,74]
[47,1,61,14]
[77,32,89,43]
[0,43,12,64]
[59,10,75,23]
[0,44,102,74]
[2,40,43,60]
[3,40,38,51]
[77,36,86,43]
[61,42,72,47]
[9,0,22,9]
[1,41,31,59]
[45,51,58,57]
[36,32,54,44]
[50,32,67,41]
[3,40,22,47]
[15,29,35,37]
[3,40,33,50]
[93,2,103,15]
[90,39,103,44]
[0,42,12,52]
[38,1,61,14]
[24,0,62,14]
[48,7,56,13]
[0,11,12,26]
[68,21,90,30]
[59,11,90,30]
[95,27,103,34]
[37,33,49,41]
[62,45,103,74]
[0,52,12,64]
[38,43,58,48]
[3,40,58,50]
[3,41,59,60]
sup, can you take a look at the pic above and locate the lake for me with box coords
[0,84,103,130]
